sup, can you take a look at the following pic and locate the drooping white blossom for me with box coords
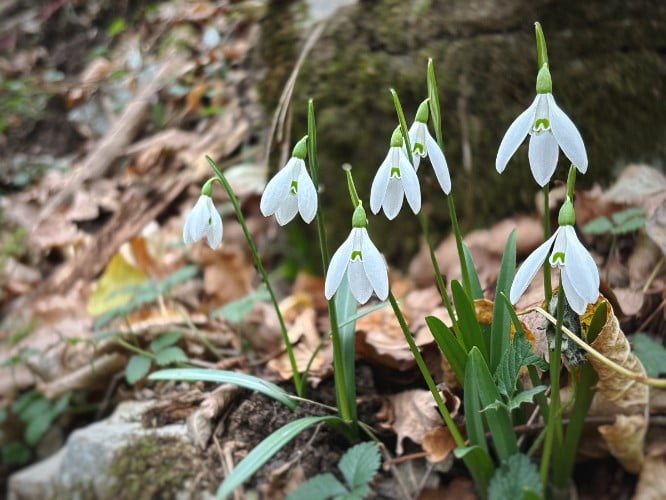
[408,100,451,194]
[325,226,388,304]
[182,194,223,249]
[370,128,421,219]
[496,84,587,186]
[260,137,317,225]
[510,225,599,314]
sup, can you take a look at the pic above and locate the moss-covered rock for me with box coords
[261,0,666,265]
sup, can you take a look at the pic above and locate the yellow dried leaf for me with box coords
[588,304,649,411]
[87,252,148,316]
[598,414,646,473]
[422,426,457,463]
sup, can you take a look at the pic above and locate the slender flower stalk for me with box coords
[205,156,305,397]
[370,126,421,219]
[182,179,223,249]
[260,136,317,225]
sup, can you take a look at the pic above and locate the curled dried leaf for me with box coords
[634,453,666,500]
[588,304,649,411]
[598,414,646,474]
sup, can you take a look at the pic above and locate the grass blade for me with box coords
[463,355,488,454]
[454,445,494,499]
[217,416,342,499]
[462,243,484,300]
[335,271,358,423]
[490,230,516,372]
[149,368,296,410]
[451,280,488,360]
[425,315,467,385]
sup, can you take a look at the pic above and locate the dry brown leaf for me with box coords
[196,245,254,305]
[604,165,666,205]
[613,288,645,317]
[646,200,666,256]
[628,232,663,288]
[633,454,666,500]
[421,426,458,463]
[588,304,649,411]
[598,414,647,473]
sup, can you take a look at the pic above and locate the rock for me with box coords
[8,401,197,500]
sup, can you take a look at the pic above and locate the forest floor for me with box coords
[1,1,665,499]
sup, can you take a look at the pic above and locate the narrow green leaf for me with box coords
[488,453,542,500]
[425,316,467,385]
[490,230,516,371]
[125,354,151,384]
[469,348,518,461]
[149,368,297,409]
[451,280,488,360]
[390,88,413,165]
[149,331,182,352]
[338,442,380,489]
[463,354,488,454]
[286,473,347,500]
[462,244,484,300]
[586,300,607,343]
[307,99,319,178]
[154,346,188,366]
[454,446,494,499]
[335,271,358,423]
[217,416,342,499]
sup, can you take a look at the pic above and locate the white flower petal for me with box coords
[348,259,373,304]
[549,225,568,267]
[510,229,559,304]
[297,167,317,223]
[560,269,588,315]
[360,228,388,300]
[205,198,223,249]
[409,122,427,158]
[183,196,209,244]
[260,158,298,216]
[547,94,588,173]
[528,132,559,186]
[399,154,421,214]
[496,96,539,173]
[561,226,599,303]
[425,132,451,194]
[370,152,392,215]
[325,230,354,299]
[382,179,404,220]
[275,194,299,225]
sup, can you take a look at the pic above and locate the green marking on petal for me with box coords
[533,118,550,132]
[413,143,425,155]
[350,250,363,261]
[289,180,298,194]
[390,167,401,178]
[551,251,565,265]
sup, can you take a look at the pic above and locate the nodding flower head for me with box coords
[182,194,223,249]
[496,89,587,187]
[260,136,317,225]
[370,127,421,219]
[408,101,451,194]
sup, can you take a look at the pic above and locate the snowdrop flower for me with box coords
[182,183,223,248]
[325,204,388,304]
[370,127,421,219]
[408,100,451,194]
[510,199,599,314]
[260,136,317,225]
[496,65,587,186]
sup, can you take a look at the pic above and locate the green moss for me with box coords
[108,436,198,499]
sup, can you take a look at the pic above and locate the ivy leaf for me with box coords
[338,442,380,490]
[488,453,542,500]
[125,354,151,383]
[286,473,347,500]
[154,346,188,366]
[582,216,613,235]
[149,331,182,353]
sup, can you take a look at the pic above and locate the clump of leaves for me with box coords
[287,442,381,500]
[1,390,71,465]
[125,331,188,384]
[583,207,646,235]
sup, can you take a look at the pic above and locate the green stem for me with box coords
[448,193,472,298]
[306,101,354,425]
[539,287,565,485]
[117,337,154,359]
[388,291,465,446]
[554,364,597,489]
[206,156,304,397]
[543,185,552,303]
